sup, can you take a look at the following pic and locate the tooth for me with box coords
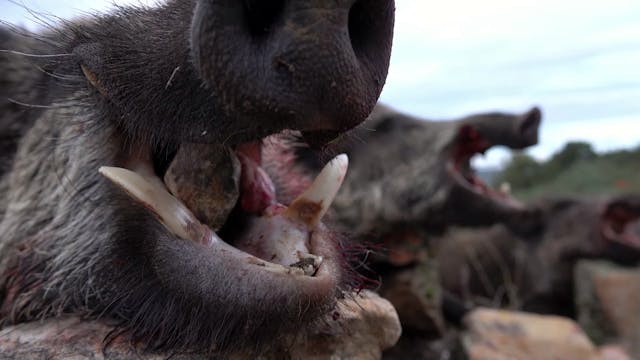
[289,252,323,276]
[99,166,205,242]
[285,154,348,227]
[300,252,323,268]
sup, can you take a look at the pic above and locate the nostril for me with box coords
[347,0,394,65]
[348,0,374,57]
[243,0,285,36]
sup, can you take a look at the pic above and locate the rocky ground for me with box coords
[376,216,640,360]
[2,194,638,359]
[381,257,639,360]
[0,291,401,360]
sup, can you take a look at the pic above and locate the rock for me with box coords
[599,344,632,360]
[383,330,466,360]
[463,308,600,360]
[574,260,640,356]
[286,290,402,360]
[0,317,170,360]
[0,291,401,359]
[575,260,619,344]
[379,260,445,337]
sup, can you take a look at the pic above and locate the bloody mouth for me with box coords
[447,124,521,207]
[602,204,640,251]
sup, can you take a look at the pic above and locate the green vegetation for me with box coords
[494,142,640,200]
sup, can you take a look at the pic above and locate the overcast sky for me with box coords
[4,0,640,168]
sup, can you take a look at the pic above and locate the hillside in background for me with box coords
[494,142,640,200]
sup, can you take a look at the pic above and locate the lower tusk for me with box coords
[99,166,206,242]
[99,166,314,277]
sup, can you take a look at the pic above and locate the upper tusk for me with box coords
[284,154,348,227]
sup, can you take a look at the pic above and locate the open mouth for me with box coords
[601,204,640,251]
[446,124,521,207]
[99,135,348,280]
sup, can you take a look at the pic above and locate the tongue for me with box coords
[237,152,277,215]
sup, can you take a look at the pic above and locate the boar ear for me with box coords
[73,43,108,98]
[518,106,542,142]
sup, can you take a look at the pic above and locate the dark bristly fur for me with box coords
[0,0,394,354]
[289,104,542,238]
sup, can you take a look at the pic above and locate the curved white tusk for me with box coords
[285,154,348,227]
[99,166,205,242]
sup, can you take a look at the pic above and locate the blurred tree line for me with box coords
[494,142,640,199]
